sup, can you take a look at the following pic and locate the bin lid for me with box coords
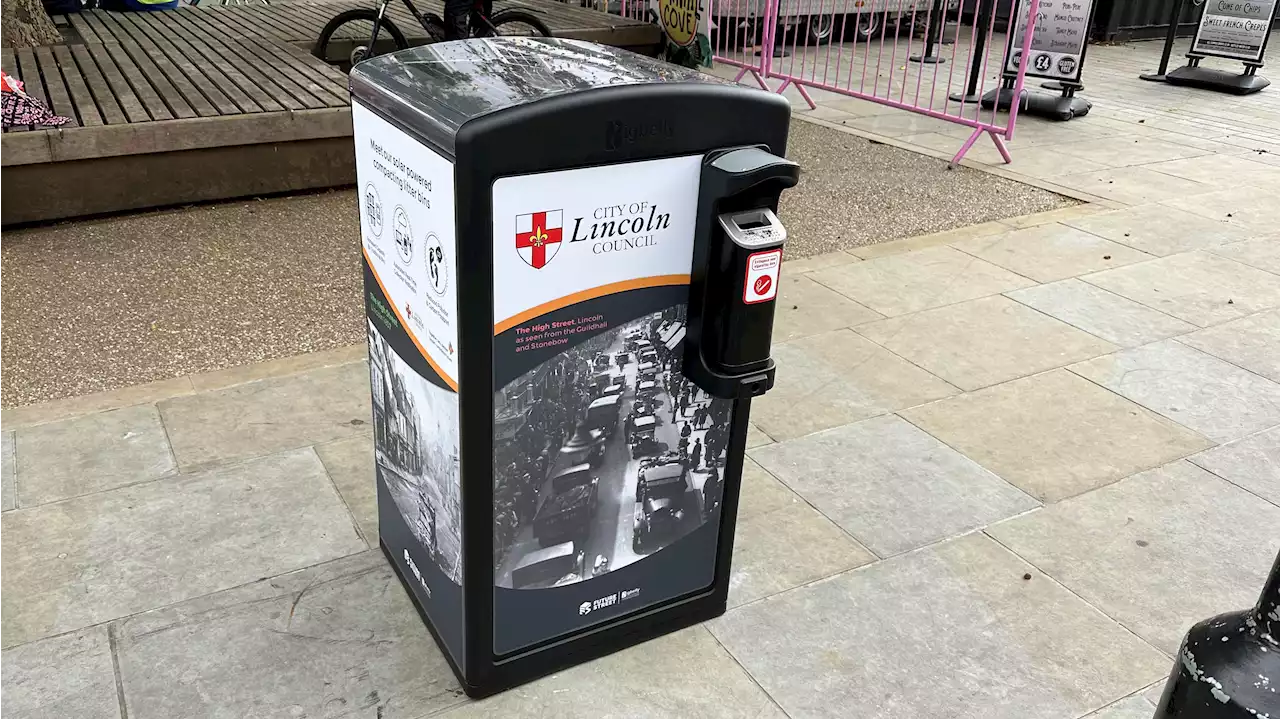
[350,37,720,148]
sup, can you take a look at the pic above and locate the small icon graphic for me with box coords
[364,183,383,238]
[1056,56,1077,76]
[425,233,447,296]
[753,275,772,296]
[394,206,413,265]
[578,601,592,616]
[515,210,564,269]
[405,303,412,320]
[1011,50,1023,68]
[1033,53,1053,72]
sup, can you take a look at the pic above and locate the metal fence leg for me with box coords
[747,70,769,90]
[988,131,1011,163]
[794,83,816,109]
[950,127,984,167]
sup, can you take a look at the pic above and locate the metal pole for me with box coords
[910,0,947,63]
[949,0,992,100]
[1140,0,1187,81]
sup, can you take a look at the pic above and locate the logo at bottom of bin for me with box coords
[516,210,564,270]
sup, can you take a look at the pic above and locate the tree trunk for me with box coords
[1,0,62,49]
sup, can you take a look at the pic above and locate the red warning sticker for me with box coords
[743,249,782,304]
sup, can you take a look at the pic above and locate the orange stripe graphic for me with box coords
[494,274,690,335]
[363,248,459,392]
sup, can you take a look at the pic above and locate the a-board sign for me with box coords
[1002,0,1097,83]
[1189,0,1278,63]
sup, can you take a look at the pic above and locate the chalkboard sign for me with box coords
[1189,0,1278,63]
[1002,0,1097,84]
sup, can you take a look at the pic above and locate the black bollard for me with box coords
[910,0,947,64]
[949,0,993,102]
[1153,549,1280,718]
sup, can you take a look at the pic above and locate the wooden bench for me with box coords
[1,2,662,225]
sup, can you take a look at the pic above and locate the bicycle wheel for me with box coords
[483,9,553,37]
[421,12,448,42]
[313,9,410,72]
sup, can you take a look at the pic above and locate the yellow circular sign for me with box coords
[659,0,699,47]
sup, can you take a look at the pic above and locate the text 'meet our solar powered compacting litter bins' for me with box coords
[349,37,799,697]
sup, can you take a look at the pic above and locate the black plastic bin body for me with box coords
[349,37,792,696]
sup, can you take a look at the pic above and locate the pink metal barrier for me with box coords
[706,0,1042,164]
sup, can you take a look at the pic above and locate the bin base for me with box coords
[381,541,728,698]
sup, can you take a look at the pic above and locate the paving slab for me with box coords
[1188,426,1280,504]
[979,144,1111,179]
[158,362,372,471]
[315,434,377,546]
[737,457,801,521]
[903,369,1212,502]
[745,423,773,450]
[1062,204,1253,257]
[1083,251,1280,327]
[1055,136,1213,168]
[709,533,1169,719]
[114,551,464,719]
[1177,309,1280,383]
[751,329,959,441]
[856,295,1117,391]
[1084,695,1159,719]
[809,245,1036,317]
[1,448,365,649]
[1,626,119,719]
[439,626,787,719]
[952,223,1152,283]
[1055,166,1214,206]
[730,500,875,608]
[1142,153,1280,186]
[1005,279,1196,348]
[1071,339,1280,443]
[751,415,1037,556]
[771,274,883,344]
[1164,186,1280,232]
[988,461,1280,655]
[1209,237,1280,276]
[14,404,176,507]
[3,430,15,511]
[781,250,860,275]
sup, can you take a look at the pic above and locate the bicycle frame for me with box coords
[366,0,542,49]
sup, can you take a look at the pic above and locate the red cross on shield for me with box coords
[515,210,564,269]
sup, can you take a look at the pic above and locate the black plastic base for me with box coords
[981,87,1092,121]
[382,541,729,698]
[1165,64,1270,95]
[909,54,945,64]
[1041,80,1084,92]
[1153,608,1280,717]
[1139,72,1168,82]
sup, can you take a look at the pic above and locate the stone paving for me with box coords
[4,190,1279,717]
[5,33,1280,719]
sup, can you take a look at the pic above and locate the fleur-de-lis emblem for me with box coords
[531,226,548,247]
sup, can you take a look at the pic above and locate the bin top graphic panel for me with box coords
[349,38,722,152]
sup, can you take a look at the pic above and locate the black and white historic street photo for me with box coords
[493,306,733,591]
[368,320,464,584]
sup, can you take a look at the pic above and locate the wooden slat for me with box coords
[162,11,294,110]
[174,11,318,109]
[233,4,313,38]
[85,44,151,122]
[100,42,176,121]
[80,10,119,43]
[67,12,105,44]
[124,11,241,115]
[133,12,264,113]
[1,49,28,133]
[52,44,103,127]
[69,44,127,125]
[15,48,53,119]
[183,12,340,108]
[245,36,348,107]
[106,12,218,118]
[34,46,82,127]
[159,12,287,112]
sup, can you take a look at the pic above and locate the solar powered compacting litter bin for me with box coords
[350,37,799,696]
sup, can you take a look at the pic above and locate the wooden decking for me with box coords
[1,1,662,224]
